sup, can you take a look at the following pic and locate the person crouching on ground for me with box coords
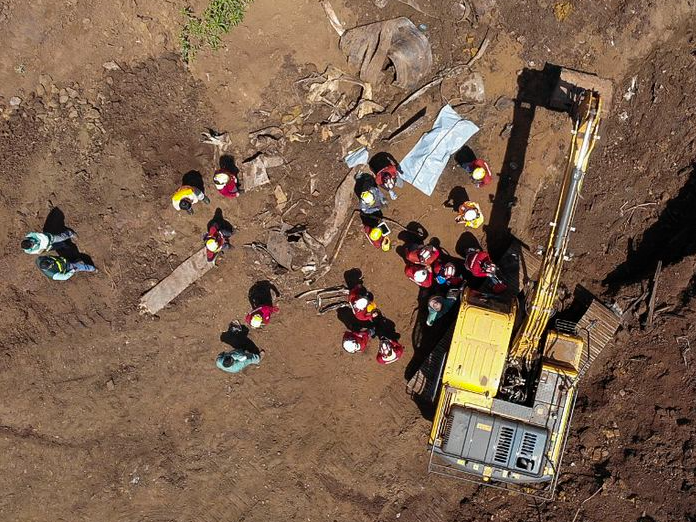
[455,201,484,228]
[172,184,210,214]
[342,330,372,354]
[246,304,279,329]
[216,348,265,373]
[213,169,241,199]
[404,263,433,288]
[204,222,233,263]
[376,337,404,365]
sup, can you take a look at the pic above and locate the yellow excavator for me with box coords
[409,69,620,499]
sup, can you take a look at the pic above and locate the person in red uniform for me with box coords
[405,263,433,288]
[464,248,507,293]
[463,158,493,188]
[245,304,280,329]
[203,222,233,262]
[213,169,241,199]
[373,162,403,200]
[376,337,404,365]
[342,330,371,353]
[348,284,380,322]
[405,244,441,266]
[433,261,464,286]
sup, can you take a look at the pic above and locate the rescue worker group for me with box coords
[21,152,506,373]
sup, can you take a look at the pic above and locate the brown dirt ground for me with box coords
[1,1,695,521]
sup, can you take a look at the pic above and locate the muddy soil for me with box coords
[1,1,695,521]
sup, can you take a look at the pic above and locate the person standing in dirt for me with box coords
[172,184,210,214]
[246,304,279,329]
[216,348,265,373]
[376,337,404,365]
[426,293,459,326]
[464,248,507,294]
[405,243,441,266]
[342,329,372,354]
[348,283,380,322]
[455,201,484,228]
[462,158,493,188]
[21,229,76,255]
[213,168,242,199]
[355,172,387,215]
[36,255,97,281]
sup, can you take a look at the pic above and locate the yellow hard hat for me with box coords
[369,227,383,241]
[250,314,263,328]
[366,302,377,313]
[472,166,486,181]
[360,190,376,205]
[206,238,220,252]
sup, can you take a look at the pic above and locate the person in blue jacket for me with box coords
[36,255,97,281]
[22,230,76,255]
[216,348,265,374]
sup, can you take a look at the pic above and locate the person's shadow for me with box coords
[443,186,469,212]
[43,207,95,266]
[368,151,399,174]
[397,221,429,244]
[248,280,280,309]
[220,323,260,354]
[207,208,235,234]
[219,154,239,175]
[182,170,205,192]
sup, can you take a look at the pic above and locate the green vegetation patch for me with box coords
[180,0,253,63]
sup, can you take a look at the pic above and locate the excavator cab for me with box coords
[411,68,620,499]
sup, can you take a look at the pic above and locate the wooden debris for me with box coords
[139,248,213,315]
[646,260,663,328]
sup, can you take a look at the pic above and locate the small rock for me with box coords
[68,108,78,119]
[85,108,101,120]
[85,122,96,130]
[47,99,59,109]
[50,84,59,94]
[500,122,513,138]
[459,72,486,103]
[494,96,514,110]
[66,87,78,98]
[38,74,53,89]
[35,84,46,96]
[102,61,122,71]
[106,379,115,390]
[9,96,22,107]
[59,94,69,104]
[106,76,113,85]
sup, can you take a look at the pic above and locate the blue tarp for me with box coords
[399,105,480,196]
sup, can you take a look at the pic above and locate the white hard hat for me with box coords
[213,172,230,189]
[206,238,220,252]
[414,269,428,283]
[464,209,479,221]
[250,314,263,328]
[343,338,361,353]
[353,297,369,310]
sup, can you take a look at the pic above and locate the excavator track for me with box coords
[576,299,621,378]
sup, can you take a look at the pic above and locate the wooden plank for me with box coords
[139,247,214,314]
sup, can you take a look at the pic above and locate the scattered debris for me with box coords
[274,185,288,211]
[619,111,629,122]
[623,76,638,101]
[242,154,284,190]
[344,146,369,167]
[676,336,691,367]
[8,96,21,107]
[372,0,469,21]
[320,0,345,36]
[553,1,573,22]
[340,17,433,90]
[319,171,357,246]
[102,61,122,71]
[494,95,514,110]
[458,72,486,103]
[645,260,662,328]
[249,126,285,149]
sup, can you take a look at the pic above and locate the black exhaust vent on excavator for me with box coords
[515,432,539,471]
[493,426,515,464]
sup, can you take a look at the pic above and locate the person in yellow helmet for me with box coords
[354,172,387,215]
[463,158,492,188]
[363,222,391,251]
[172,184,210,214]
[203,222,233,262]
[455,201,484,228]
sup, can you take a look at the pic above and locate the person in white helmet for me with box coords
[342,330,371,354]
[455,201,484,228]
[376,337,404,365]
[404,263,433,287]
[213,168,241,199]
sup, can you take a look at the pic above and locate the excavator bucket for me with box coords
[549,67,613,118]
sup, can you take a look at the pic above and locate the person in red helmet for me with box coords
[245,304,279,329]
[342,330,371,354]
[405,244,441,266]
[348,284,380,322]
[405,263,433,288]
[213,168,242,199]
[376,337,404,365]
[464,248,507,294]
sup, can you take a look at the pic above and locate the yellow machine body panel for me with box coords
[442,289,517,396]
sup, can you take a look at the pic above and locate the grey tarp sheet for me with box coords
[399,105,479,196]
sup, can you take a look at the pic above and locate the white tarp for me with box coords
[399,105,479,196]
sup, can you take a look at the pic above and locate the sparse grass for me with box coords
[180,0,253,63]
